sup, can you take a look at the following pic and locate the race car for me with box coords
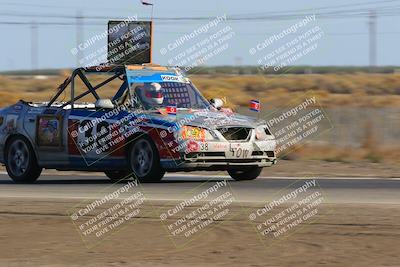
[0,64,277,183]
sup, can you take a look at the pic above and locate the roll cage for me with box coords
[47,64,202,111]
[47,65,126,109]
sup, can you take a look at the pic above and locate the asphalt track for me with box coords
[0,173,399,204]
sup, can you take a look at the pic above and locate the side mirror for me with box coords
[210,98,224,109]
[95,99,115,109]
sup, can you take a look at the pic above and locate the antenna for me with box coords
[141,0,154,20]
[141,0,155,63]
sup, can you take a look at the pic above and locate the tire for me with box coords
[5,136,42,183]
[104,170,132,181]
[227,167,262,181]
[129,136,165,182]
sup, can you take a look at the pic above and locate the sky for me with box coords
[0,0,399,71]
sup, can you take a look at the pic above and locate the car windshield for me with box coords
[131,81,211,110]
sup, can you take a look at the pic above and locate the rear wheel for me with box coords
[129,136,165,182]
[5,136,42,183]
[227,167,262,181]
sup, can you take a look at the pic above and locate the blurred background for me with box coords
[0,0,399,174]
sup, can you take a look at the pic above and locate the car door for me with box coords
[67,108,127,169]
[30,107,70,166]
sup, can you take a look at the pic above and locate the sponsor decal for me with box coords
[181,126,206,141]
[161,75,184,83]
[211,143,228,150]
[37,115,62,147]
[220,107,234,116]
[13,105,22,112]
[2,115,18,134]
[186,140,200,152]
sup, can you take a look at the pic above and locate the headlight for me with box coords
[180,126,215,141]
[255,125,272,141]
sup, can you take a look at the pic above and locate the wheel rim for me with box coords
[131,139,153,177]
[8,140,29,177]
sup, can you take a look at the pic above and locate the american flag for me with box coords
[249,100,261,112]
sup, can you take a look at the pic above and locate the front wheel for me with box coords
[5,136,42,183]
[129,136,165,182]
[227,167,262,181]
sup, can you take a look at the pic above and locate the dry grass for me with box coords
[0,72,399,108]
[191,73,400,108]
[287,144,400,163]
[0,74,121,106]
[282,121,400,163]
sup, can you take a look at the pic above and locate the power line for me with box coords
[1,20,399,37]
[1,0,400,16]
[0,3,399,22]
[0,1,131,12]
[0,11,398,24]
[156,30,400,36]
[231,0,400,17]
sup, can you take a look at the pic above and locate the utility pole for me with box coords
[76,11,84,67]
[31,21,38,70]
[368,10,377,72]
[234,57,243,74]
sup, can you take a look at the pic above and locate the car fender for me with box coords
[1,103,40,163]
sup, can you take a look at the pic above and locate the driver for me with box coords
[136,82,164,108]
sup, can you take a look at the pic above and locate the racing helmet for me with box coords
[139,82,164,106]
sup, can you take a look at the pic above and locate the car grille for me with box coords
[217,127,251,141]
[186,152,225,158]
[252,151,275,157]
[266,151,275,157]
[184,153,270,163]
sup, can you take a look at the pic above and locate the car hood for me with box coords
[146,109,263,129]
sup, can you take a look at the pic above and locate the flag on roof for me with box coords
[141,0,153,6]
[249,99,261,112]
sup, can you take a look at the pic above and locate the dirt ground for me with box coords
[0,199,399,267]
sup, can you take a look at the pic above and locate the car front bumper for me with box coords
[161,151,277,171]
